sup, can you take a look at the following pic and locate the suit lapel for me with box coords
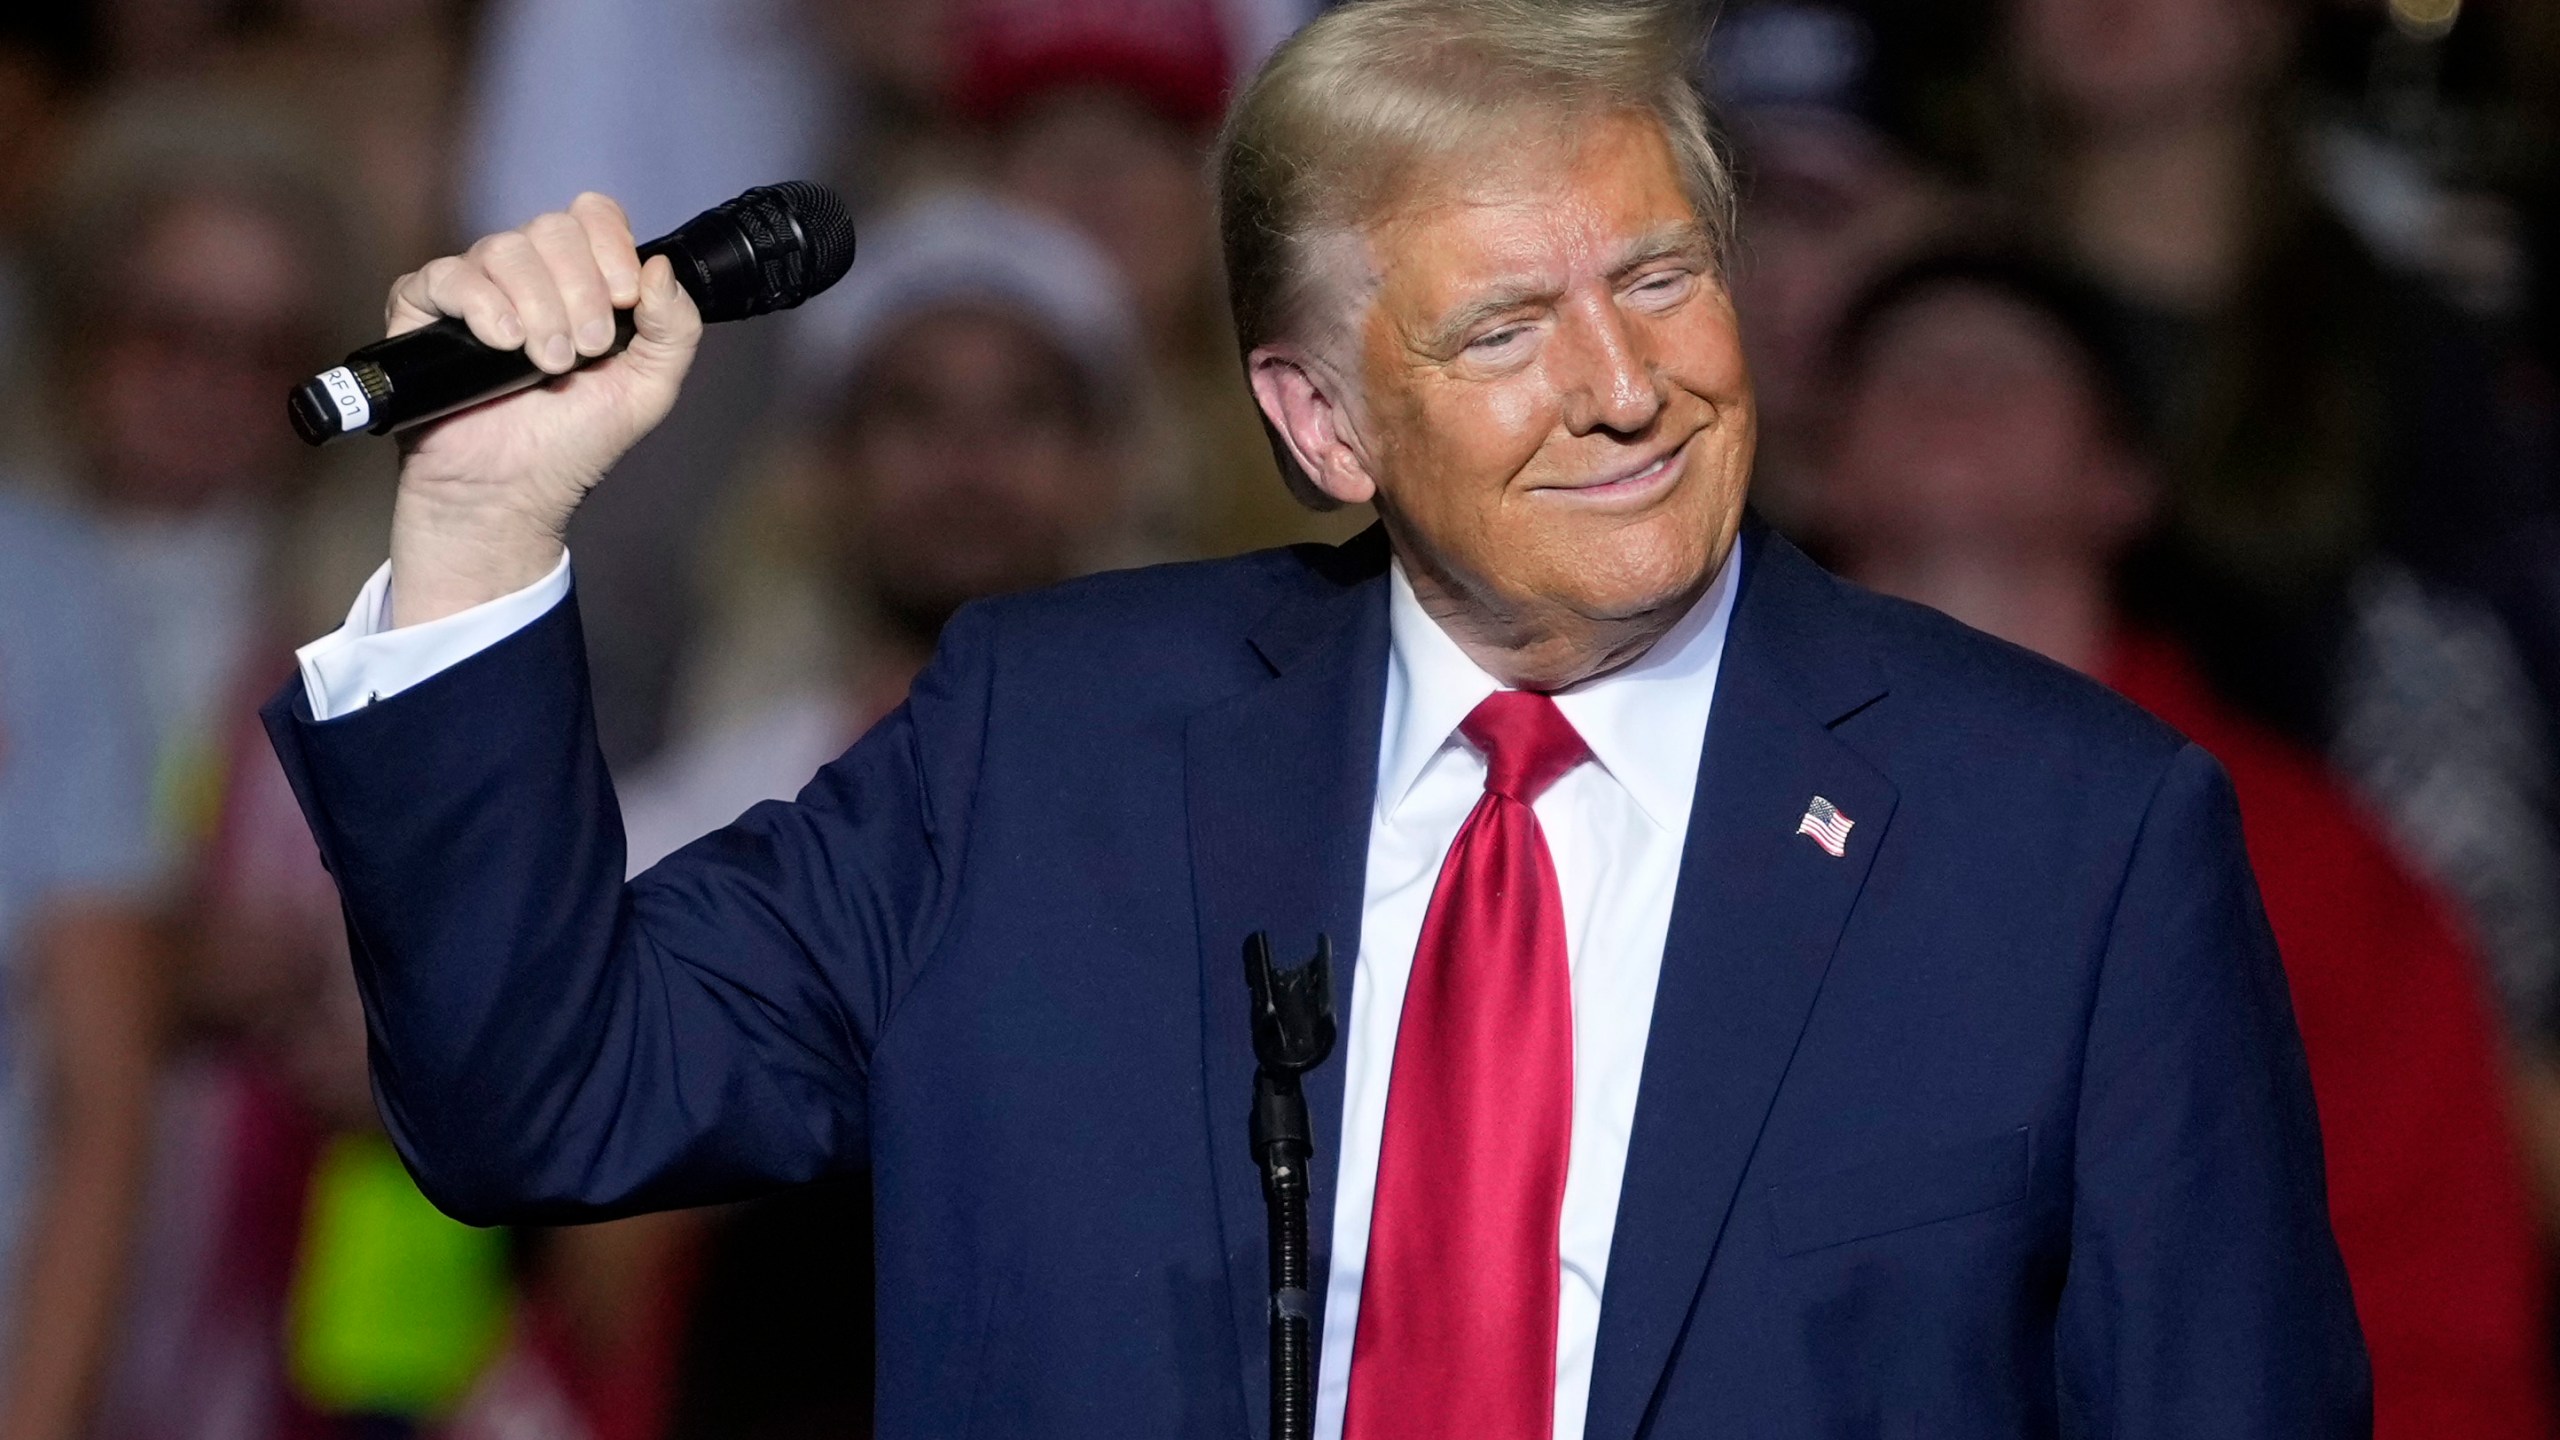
[1185,529,1392,1440]
[1583,530,1899,1440]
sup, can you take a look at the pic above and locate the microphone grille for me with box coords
[658,183,860,320]
[769,181,858,298]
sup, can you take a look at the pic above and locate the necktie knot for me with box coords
[1460,691,1589,805]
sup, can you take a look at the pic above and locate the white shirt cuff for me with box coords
[295,551,574,721]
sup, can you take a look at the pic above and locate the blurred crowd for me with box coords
[0,0,2556,1436]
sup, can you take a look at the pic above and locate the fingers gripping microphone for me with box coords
[288,181,857,445]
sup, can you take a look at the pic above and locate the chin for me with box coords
[1543,508,1726,620]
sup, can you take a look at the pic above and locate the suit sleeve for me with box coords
[261,585,992,1225]
[2055,743,2373,1437]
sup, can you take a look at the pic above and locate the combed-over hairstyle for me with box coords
[1216,0,1734,508]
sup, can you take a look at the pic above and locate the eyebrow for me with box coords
[1609,222,1717,279]
[1419,222,1716,355]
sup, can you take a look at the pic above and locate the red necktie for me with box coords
[1345,691,1586,1440]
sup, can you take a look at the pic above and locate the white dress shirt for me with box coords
[1319,549,1737,1440]
[293,536,1742,1439]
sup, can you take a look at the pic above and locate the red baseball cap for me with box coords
[949,0,1235,131]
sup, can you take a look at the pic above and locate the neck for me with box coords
[2059,109,2259,310]
[1846,544,2114,678]
[1397,544,1713,694]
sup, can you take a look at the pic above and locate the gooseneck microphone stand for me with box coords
[1244,933,1338,1440]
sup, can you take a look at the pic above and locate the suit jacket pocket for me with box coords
[1766,1126,2030,1257]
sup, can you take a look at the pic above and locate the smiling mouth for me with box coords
[1544,433,1695,502]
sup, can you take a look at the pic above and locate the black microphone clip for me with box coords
[1246,932,1336,1085]
[1243,931,1336,1440]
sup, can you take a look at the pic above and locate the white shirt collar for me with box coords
[1377,531,1743,833]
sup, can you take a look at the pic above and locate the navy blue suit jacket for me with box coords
[264,523,2369,1438]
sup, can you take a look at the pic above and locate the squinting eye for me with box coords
[1634,271,1691,298]
[1468,326,1528,354]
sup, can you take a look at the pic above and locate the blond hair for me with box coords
[1216,0,1732,507]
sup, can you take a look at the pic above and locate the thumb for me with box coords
[625,254,703,372]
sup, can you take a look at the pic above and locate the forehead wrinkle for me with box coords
[1388,199,1590,349]
[1353,118,1707,366]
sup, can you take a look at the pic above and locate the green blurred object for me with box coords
[286,1131,513,1417]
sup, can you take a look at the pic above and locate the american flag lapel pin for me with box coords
[1795,795,1854,857]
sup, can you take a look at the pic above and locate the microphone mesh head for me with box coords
[659,183,861,319]
[769,181,858,298]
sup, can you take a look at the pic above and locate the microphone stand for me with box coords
[1244,933,1337,1440]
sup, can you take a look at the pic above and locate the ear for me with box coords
[1248,345,1379,508]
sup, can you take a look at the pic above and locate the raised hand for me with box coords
[381,192,702,627]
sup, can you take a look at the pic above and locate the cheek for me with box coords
[1472,377,1556,450]
[1656,301,1751,402]
[1394,378,1551,524]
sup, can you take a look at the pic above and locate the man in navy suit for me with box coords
[263,0,2368,1434]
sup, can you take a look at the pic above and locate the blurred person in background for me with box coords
[633,187,1148,914]
[5,0,464,301]
[952,0,1366,560]
[0,1,463,444]
[22,81,381,850]
[9,84,680,1440]
[100,723,694,1440]
[453,0,1326,772]
[222,0,474,266]
[1810,249,2553,1440]
[23,83,378,858]
[809,0,964,209]
[2005,0,2560,1052]
[459,0,830,771]
[620,188,1146,1440]
[0,495,162,1440]
[1707,0,1953,533]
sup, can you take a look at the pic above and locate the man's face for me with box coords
[1821,286,2146,563]
[1346,112,1753,642]
[1732,119,1939,442]
[82,195,317,512]
[832,305,1117,636]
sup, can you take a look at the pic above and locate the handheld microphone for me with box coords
[288,181,857,445]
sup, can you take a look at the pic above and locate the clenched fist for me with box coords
[383,192,701,627]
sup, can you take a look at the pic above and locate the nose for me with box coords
[1556,290,1665,438]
